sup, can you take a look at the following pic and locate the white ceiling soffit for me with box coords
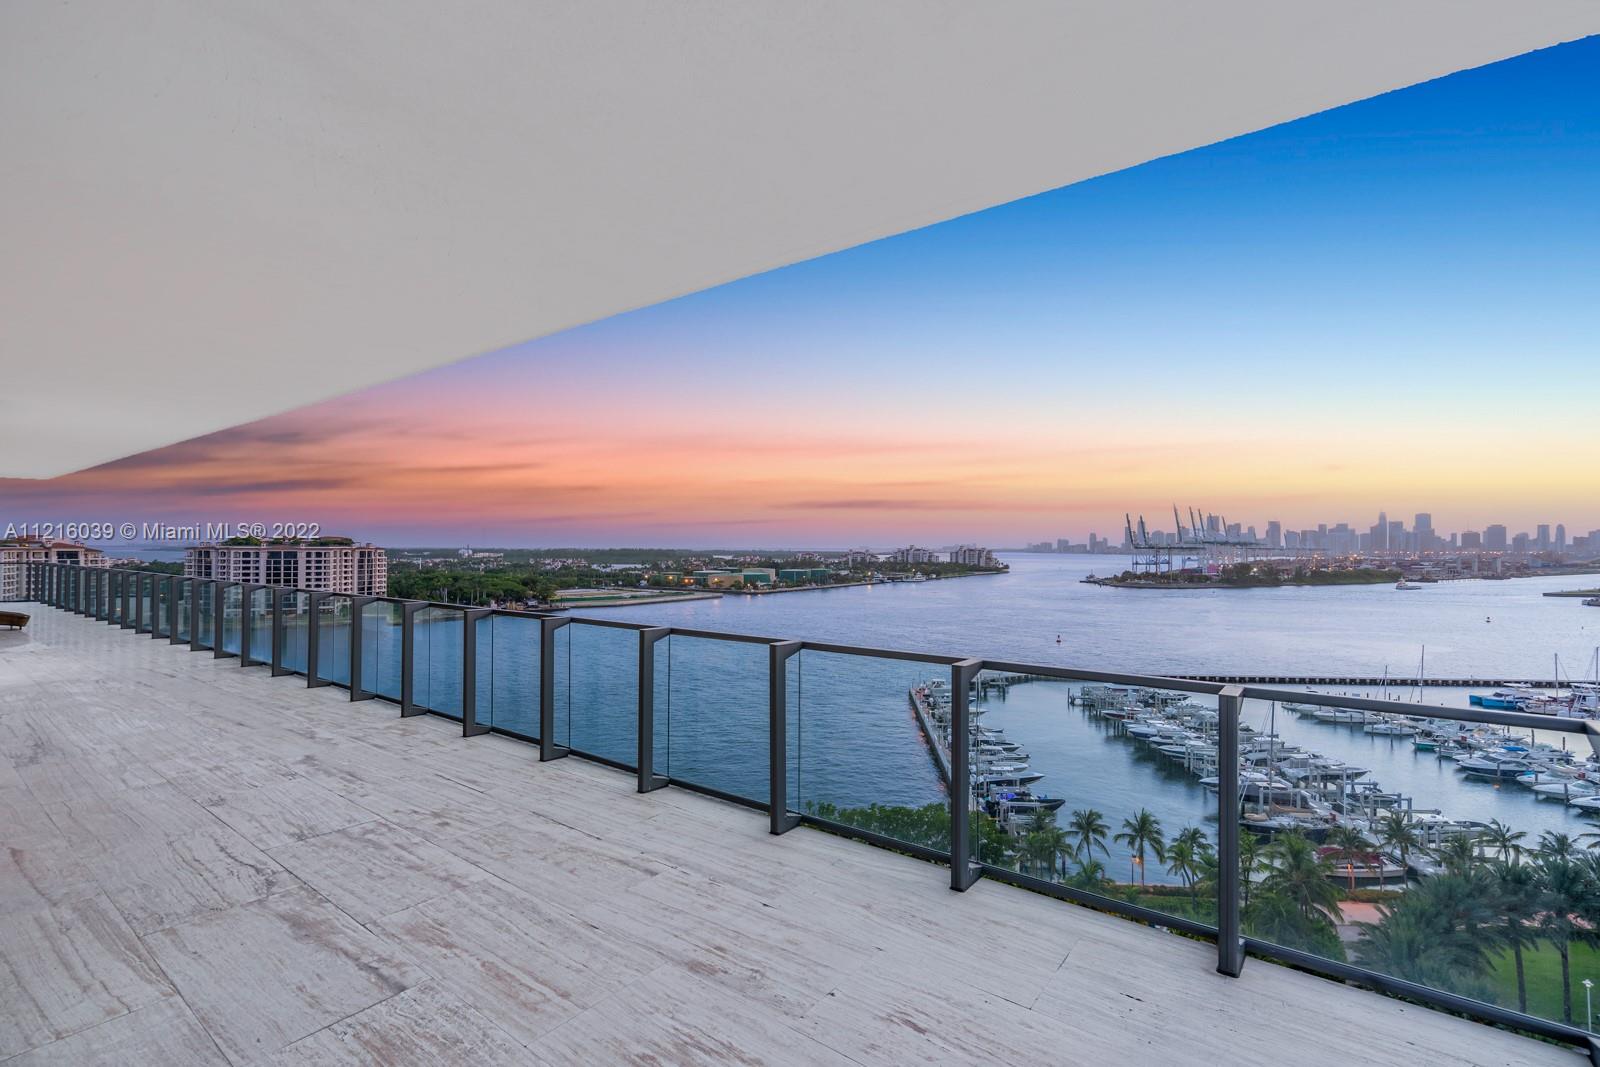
[2,4,1596,479]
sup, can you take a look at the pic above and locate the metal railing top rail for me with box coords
[554,613,653,631]
[979,659,1232,697]
[1235,683,1590,734]
[21,563,1600,739]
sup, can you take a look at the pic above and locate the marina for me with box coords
[972,675,1600,886]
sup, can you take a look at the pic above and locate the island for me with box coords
[1086,563,1401,589]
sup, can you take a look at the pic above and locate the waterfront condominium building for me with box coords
[0,537,108,599]
[185,539,388,595]
[947,544,998,567]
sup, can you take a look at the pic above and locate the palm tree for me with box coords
[1484,818,1527,864]
[1066,808,1111,871]
[1356,872,1497,994]
[1435,835,1478,878]
[1535,853,1597,1024]
[1019,810,1072,880]
[1375,811,1424,889]
[1539,830,1579,861]
[1259,831,1343,928]
[1165,826,1212,904]
[1325,825,1371,894]
[1493,860,1543,1015]
[1114,809,1166,887]
[1068,857,1109,891]
[1238,832,1265,910]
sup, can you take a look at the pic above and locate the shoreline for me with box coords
[1088,567,1600,591]
[567,569,1004,609]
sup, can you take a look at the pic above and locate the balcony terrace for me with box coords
[0,566,1588,1064]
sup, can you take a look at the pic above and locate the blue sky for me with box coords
[7,36,1598,546]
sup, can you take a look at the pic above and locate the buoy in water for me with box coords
[1055,634,1062,643]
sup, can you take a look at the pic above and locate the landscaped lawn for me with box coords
[1488,940,1600,1025]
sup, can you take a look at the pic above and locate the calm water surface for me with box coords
[145,554,1600,882]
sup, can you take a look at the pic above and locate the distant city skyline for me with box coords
[1054,508,1598,556]
[2,37,1598,547]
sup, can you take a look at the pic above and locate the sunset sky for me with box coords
[4,37,1598,549]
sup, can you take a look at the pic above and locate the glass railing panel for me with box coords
[242,587,271,663]
[174,582,191,641]
[656,634,768,802]
[558,620,638,767]
[220,585,243,655]
[479,613,538,738]
[150,578,168,637]
[111,575,125,623]
[315,595,353,686]
[412,606,463,719]
[971,671,1219,930]
[281,591,310,674]
[792,650,952,855]
[136,575,152,632]
[193,582,215,649]
[359,600,405,701]
[1236,693,1590,1029]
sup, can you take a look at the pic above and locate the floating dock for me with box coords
[907,687,952,785]
[1177,675,1564,688]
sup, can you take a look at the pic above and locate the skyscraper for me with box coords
[1484,525,1508,551]
[1414,513,1434,551]
[1265,521,1282,549]
[1537,524,1551,551]
[1375,511,1388,551]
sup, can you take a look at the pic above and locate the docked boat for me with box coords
[1456,753,1533,780]
[1313,707,1368,724]
[1316,847,1408,886]
[1532,779,1600,800]
[1469,688,1533,710]
[1364,717,1418,736]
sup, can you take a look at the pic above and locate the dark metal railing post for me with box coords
[1217,685,1245,977]
[400,601,425,715]
[212,582,228,657]
[270,588,290,676]
[462,608,490,736]
[349,596,374,699]
[306,591,327,686]
[158,579,172,639]
[170,577,186,645]
[539,616,570,761]
[768,640,802,833]
[134,574,146,632]
[637,627,670,792]
[949,658,983,891]
[188,580,204,650]
[239,585,255,664]
[121,571,134,629]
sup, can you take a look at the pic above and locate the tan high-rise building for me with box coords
[185,539,387,596]
[0,538,108,599]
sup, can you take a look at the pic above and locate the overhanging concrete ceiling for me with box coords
[3,3,1596,479]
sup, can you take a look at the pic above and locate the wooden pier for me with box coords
[1176,675,1565,688]
[907,688,952,784]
